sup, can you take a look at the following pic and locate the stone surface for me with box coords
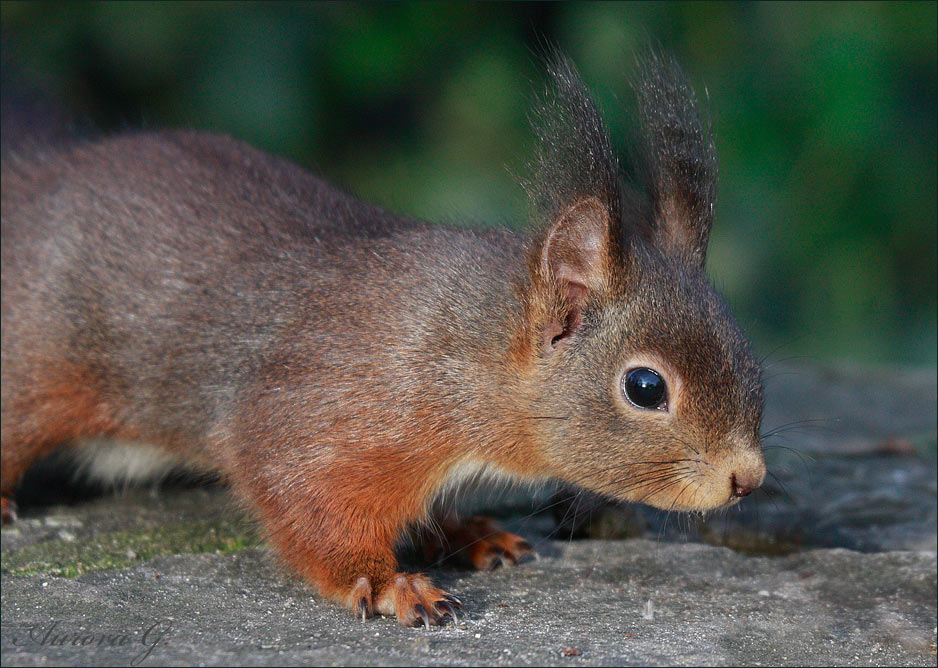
[2,362,936,666]
[1,540,935,667]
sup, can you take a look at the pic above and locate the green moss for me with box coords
[1,518,258,578]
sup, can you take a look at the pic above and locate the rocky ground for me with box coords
[1,362,936,666]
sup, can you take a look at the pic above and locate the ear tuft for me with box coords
[633,48,718,265]
[524,50,621,242]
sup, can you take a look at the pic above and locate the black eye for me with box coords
[623,368,668,410]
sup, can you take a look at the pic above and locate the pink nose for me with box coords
[731,472,759,498]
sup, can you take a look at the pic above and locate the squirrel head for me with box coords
[517,50,765,511]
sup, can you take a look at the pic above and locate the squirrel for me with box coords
[1,49,766,627]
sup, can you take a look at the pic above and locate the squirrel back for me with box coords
[1,49,766,625]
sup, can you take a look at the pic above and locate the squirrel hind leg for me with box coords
[1,361,120,508]
[1,496,18,524]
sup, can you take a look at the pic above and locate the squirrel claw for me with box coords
[357,597,371,622]
[435,600,458,623]
[517,548,539,565]
[414,604,431,629]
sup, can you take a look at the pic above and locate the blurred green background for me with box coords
[3,1,935,368]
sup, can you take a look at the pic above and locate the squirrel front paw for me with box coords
[421,515,537,571]
[351,573,461,627]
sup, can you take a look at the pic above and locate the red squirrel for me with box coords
[1,50,766,626]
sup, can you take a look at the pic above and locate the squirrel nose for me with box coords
[731,472,759,498]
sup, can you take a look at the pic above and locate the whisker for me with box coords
[761,354,817,371]
[764,470,795,504]
[595,458,702,475]
[761,444,815,477]
[559,488,588,543]
[758,337,803,368]
[753,482,784,512]
[761,418,837,441]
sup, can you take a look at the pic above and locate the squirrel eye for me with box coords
[623,368,668,410]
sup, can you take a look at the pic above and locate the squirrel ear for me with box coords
[542,196,611,299]
[537,197,611,349]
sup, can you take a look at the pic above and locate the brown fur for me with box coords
[1,51,766,625]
